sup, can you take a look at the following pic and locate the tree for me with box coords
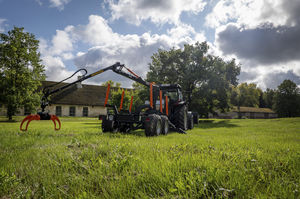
[147,42,240,117]
[102,80,143,112]
[0,27,45,120]
[273,80,300,117]
[263,88,275,109]
[231,83,261,108]
[101,80,121,88]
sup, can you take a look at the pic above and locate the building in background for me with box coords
[0,81,109,117]
[213,106,278,119]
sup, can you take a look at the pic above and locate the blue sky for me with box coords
[1,0,300,89]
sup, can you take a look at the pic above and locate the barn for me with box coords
[214,106,278,119]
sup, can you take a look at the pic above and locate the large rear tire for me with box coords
[144,114,162,136]
[174,105,188,130]
[160,115,169,135]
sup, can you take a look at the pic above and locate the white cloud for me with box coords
[72,15,119,46]
[39,26,74,56]
[42,56,75,81]
[50,27,74,55]
[106,0,207,25]
[49,0,71,10]
[39,26,76,81]
[205,0,287,29]
[207,0,300,89]
[70,16,206,87]
[39,15,206,87]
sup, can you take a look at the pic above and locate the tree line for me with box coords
[1,27,300,119]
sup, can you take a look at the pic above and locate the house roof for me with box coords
[41,81,108,106]
[232,106,275,113]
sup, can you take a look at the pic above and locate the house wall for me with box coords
[45,104,106,117]
[0,104,106,117]
[0,104,25,116]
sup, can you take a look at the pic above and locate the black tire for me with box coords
[174,105,188,130]
[102,115,117,133]
[144,114,162,136]
[160,115,169,135]
[192,112,199,125]
[188,112,194,129]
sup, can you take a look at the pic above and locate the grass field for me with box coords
[0,116,299,198]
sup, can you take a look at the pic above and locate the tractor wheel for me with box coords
[144,114,162,136]
[192,112,199,125]
[160,115,169,135]
[174,105,188,130]
[188,112,194,130]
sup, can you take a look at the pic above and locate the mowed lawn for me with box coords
[0,117,299,198]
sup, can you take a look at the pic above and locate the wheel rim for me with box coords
[156,120,161,135]
[164,121,169,134]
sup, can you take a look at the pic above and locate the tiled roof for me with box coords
[42,81,108,106]
[232,106,275,113]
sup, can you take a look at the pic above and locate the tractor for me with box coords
[98,62,198,136]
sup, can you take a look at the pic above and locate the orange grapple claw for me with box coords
[20,113,61,131]
[20,114,41,131]
[50,115,61,130]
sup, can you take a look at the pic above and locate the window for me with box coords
[69,106,76,116]
[82,107,88,117]
[56,106,62,116]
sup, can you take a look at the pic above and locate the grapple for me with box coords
[20,112,61,131]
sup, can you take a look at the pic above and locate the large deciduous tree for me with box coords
[273,80,300,117]
[0,27,45,120]
[146,42,240,117]
[231,83,261,108]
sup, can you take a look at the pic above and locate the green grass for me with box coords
[0,117,299,198]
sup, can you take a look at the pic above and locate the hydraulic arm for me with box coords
[20,63,122,131]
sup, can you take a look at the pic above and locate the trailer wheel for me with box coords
[160,115,169,135]
[144,114,162,136]
[102,116,111,132]
[174,105,188,130]
[188,112,194,130]
[102,115,117,133]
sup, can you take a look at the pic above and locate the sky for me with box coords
[1,0,300,89]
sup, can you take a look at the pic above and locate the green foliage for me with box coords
[109,88,132,111]
[231,83,262,108]
[146,42,240,117]
[263,88,276,109]
[274,80,300,117]
[0,117,299,198]
[101,80,121,88]
[0,27,45,120]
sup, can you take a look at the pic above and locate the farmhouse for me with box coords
[0,81,110,117]
[214,106,278,119]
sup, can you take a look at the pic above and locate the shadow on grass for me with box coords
[196,120,239,129]
[0,120,18,123]
[82,123,101,125]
